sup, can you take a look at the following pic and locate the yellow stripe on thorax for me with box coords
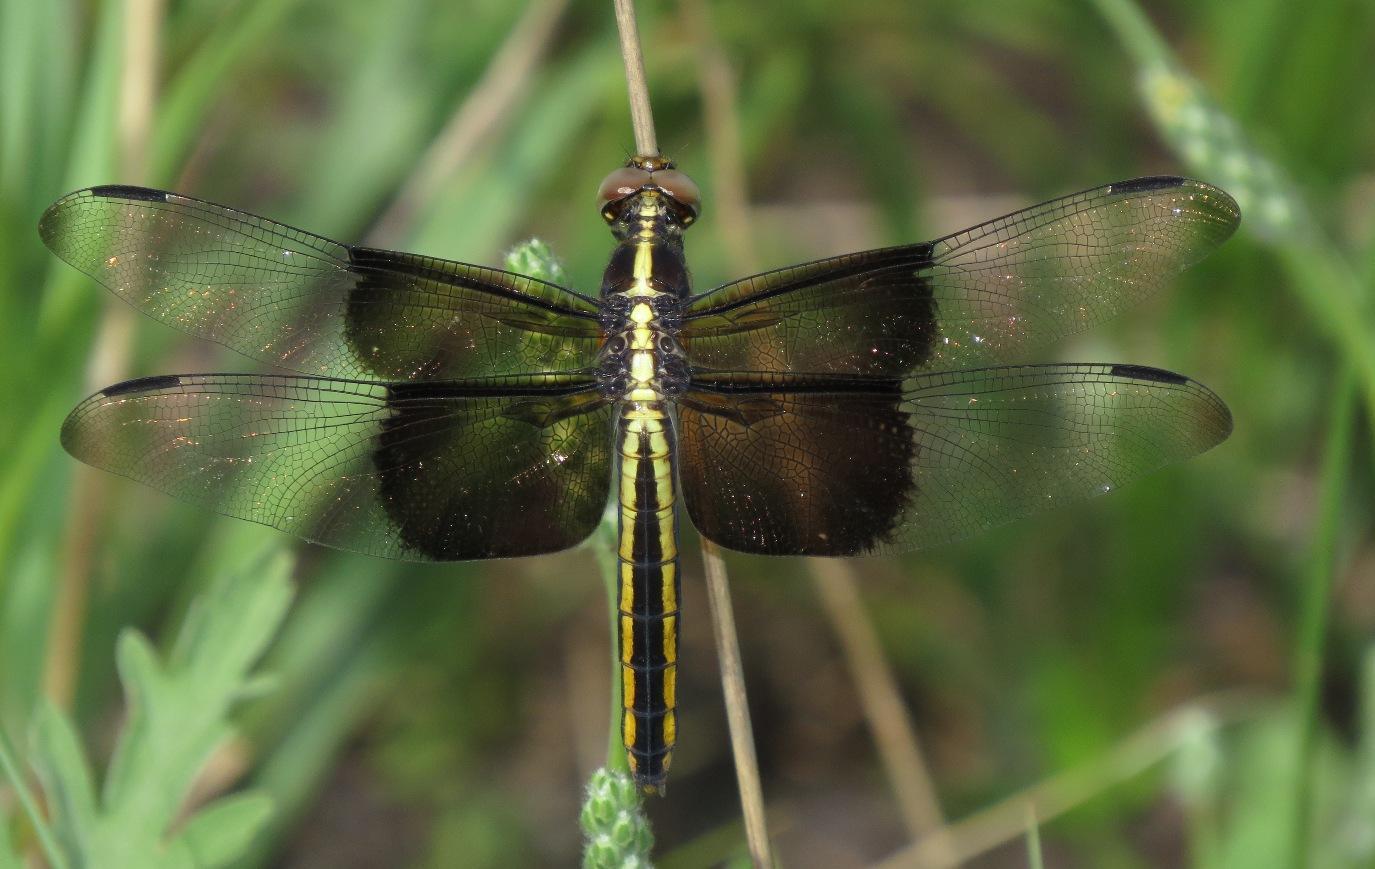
[625,239,660,402]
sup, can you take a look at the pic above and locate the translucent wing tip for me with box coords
[37,190,81,256]
[60,374,183,464]
[38,185,170,257]
[1108,175,1243,249]
[1107,363,1234,453]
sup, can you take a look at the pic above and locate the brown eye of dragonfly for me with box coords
[651,169,700,217]
[596,167,652,218]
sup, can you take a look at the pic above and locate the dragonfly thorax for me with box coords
[596,296,689,400]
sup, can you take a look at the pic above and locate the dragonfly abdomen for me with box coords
[616,404,680,792]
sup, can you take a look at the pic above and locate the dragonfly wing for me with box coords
[62,372,614,560]
[40,186,604,380]
[679,177,1240,376]
[679,364,1231,555]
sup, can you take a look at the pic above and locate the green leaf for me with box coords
[170,792,274,866]
[234,672,283,704]
[36,0,124,340]
[100,630,176,819]
[0,718,67,869]
[30,703,97,861]
[17,548,293,868]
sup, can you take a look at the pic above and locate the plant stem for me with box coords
[809,561,949,844]
[592,516,628,773]
[612,0,658,157]
[701,541,772,868]
[1024,805,1044,869]
[873,693,1261,868]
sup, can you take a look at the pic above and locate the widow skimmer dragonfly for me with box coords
[42,158,1238,792]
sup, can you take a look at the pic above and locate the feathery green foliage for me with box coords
[9,549,292,868]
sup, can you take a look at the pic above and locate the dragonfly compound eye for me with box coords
[650,169,700,220]
[597,166,653,220]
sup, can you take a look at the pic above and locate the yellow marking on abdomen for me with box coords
[663,666,677,709]
[620,614,634,666]
[622,662,636,707]
[617,503,676,561]
[618,458,675,508]
[662,562,677,611]
[663,614,677,663]
[615,396,681,789]
[623,714,637,767]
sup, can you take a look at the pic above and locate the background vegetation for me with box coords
[1,0,1372,865]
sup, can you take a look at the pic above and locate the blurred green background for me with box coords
[1,0,1372,866]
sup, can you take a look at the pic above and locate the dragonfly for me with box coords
[42,158,1238,792]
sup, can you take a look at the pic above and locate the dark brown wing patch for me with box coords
[680,377,915,555]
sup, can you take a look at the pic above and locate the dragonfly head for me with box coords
[597,156,700,233]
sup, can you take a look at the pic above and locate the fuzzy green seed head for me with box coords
[1139,64,1310,241]
[505,238,569,285]
[581,768,654,869]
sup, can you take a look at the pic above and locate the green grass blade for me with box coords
[33,0,79,201]
[404,46,616,258]
[35,0,124,341]
[0,535,58,736]
[0,0,39,201]
[30,702,95,863]
[1288,368,1357,865]
[1025,805,1045,869]
[0,721,69,869]
[148,0,306,186]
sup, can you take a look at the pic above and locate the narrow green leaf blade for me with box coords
[30,702,97,862]
[171,792,274,867]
